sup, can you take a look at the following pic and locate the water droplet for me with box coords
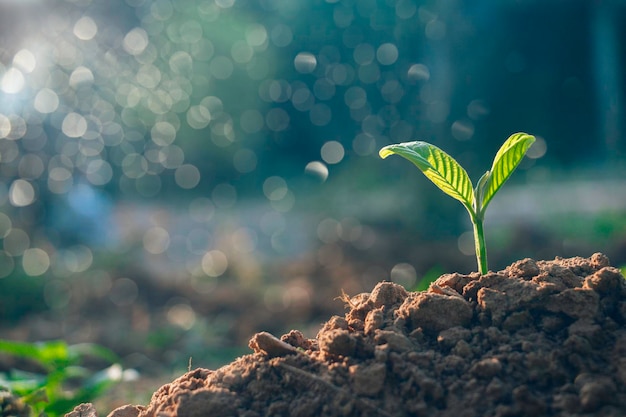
[136,64,162,88]
[313,79,335,100]
[74,16,98,40]
[291,87,314,111]
[352,133,376,156]
[175,164,201,189]
[321,141,345,164]
[0,114,12,138]
[121,153,148,179]
[186,105,211,129]
[48,167,73,194]
[527,136,547,159]
[467,99,490,120]
[69,66,94,88]
[151,121,177,146]
[380,80,404,103]
[85,159,113,186]
[169,51,193,76]
[305,161,329,182]
[123,27,149,55]
[33,89,59,114]
[62,112,88,137]
[268,79,292,102]
[376,43,398,65]
[166,302,196,330]
[263,176,288,201]
[1,68,25,94]
[201,250,228,277]
[344,86,367,109]
[390,263,417,288]
[13,49,37,73]
[246,23,268,47]
[22,248,50,276]
[294,52,317,74]
[407,63,430,82]
[451,119,474,141]
[9,179,35,207]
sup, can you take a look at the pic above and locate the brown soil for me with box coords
[72,253,626,417]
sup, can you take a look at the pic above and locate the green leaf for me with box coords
[44,364,123,416]
[0,340,70,371]
[68,343,119,364]
[478,133,535,212]
[379,141,474,213]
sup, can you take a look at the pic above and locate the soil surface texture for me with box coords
[75,253,626,417]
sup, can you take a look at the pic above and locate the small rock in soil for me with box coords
[248,331,298,357]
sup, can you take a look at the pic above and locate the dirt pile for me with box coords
[76,253,626,417]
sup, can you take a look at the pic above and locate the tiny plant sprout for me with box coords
[379,133,536,275]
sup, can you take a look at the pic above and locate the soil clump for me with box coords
[74,253,626,416]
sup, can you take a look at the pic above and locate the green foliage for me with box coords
[414,265,444,292]
[0,339,122,417]
[380,133,535,274]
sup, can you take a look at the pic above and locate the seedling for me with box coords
[379,133,535,275]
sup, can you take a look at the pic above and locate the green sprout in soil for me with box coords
[379,132,536,275]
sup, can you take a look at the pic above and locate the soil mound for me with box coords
[81,253,626,417]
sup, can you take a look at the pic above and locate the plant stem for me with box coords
[472,217,488,275]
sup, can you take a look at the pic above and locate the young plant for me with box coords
[379,132,535,275]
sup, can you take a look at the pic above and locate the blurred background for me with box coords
[1,0,625,391]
